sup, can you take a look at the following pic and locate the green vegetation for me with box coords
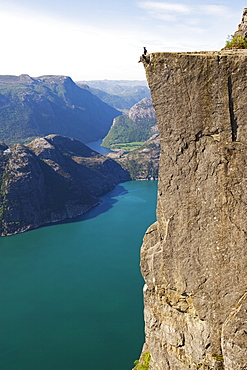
[225,34,247,49]
[133,351,151,370]
[124,155,159,180]
[125,159,144,179]
[212,353,224,361]
[110,142,144,151]
[113,136,160,180]
[102,114,156,148]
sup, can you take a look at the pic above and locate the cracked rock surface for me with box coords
[140,50,247,369]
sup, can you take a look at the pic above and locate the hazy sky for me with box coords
[0,0,246,81]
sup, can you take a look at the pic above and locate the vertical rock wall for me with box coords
[140,51,247,369]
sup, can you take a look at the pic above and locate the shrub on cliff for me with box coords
[133,351,151,370]
[224,34,247,49]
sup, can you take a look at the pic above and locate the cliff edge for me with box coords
[139,50,247,369]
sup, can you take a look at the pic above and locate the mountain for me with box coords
[0,134,130,236]
[102,97,159,180]
[77,79,148,94]
[137,49,247,369]
[102,98,157,148]
[77,80,150,111]
[107,134,160,180]
[0,75,121,145]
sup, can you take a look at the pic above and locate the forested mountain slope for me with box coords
[102,98,157,148]
[0,74,121,145]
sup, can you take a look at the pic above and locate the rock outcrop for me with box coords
[234,8,247,39]
[128,98,156,123]
[0,135,130,236]
[139,50,247,369]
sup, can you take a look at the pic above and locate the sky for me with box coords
[0,0,246,81]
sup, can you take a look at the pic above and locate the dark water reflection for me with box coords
[66,184,128,224]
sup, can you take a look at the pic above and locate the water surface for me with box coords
[86,139,112,154]
[0,180,157,370]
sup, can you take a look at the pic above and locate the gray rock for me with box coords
[138,50,247,369]
[0,135,130,236]
[234,8,247,39]
[129,98,156,124]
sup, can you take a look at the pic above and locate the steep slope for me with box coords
[0,75,121,145]
[0,135,130,236]
[107,134,160,180]
[102,98,157,148]
[139,50,247,369]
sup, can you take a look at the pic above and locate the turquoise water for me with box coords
[0,180,157,370]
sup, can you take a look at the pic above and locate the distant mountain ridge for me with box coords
[78,79,148,94]
[0,74,121,145]
[78,79,150,111]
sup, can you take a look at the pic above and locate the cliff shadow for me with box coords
[55,183,129,225]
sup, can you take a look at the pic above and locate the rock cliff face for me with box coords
[0,135,130,236]
[139,50,247,369]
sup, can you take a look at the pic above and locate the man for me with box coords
[138,47,148,63]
